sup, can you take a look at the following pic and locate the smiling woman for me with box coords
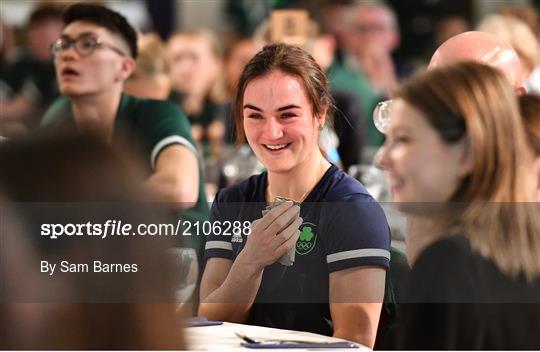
[377,62,540,349]
[198,43,391,348]
[242,71,323,175]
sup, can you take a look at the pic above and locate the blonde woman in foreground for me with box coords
[377,62,540,349]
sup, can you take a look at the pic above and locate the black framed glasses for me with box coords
[50,34,127,57]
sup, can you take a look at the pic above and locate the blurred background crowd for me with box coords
[2,0,539,202]
[1,0,540,349]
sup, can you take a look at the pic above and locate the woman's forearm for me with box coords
[198,251,264,323]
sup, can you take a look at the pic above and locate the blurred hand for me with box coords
[240,201,302,270]
[191,125,203,144]
[356,44,397,96]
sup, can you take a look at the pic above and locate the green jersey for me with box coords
[42,94,210,252]
[327,59,384,146]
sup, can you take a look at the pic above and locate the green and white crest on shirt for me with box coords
[296,222,317,255]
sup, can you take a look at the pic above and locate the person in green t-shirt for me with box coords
[41,3,209,253]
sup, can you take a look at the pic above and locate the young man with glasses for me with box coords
[41,4,209,251]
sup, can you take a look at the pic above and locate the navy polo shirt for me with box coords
[204,165,391,335]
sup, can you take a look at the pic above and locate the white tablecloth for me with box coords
[185,321,370,351]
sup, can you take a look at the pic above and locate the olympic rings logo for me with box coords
[296,241,313,251]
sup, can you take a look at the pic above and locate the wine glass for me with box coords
[168,247,199,312]
[373,99,393,133]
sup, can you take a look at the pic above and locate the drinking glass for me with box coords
[168,247,199,310]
